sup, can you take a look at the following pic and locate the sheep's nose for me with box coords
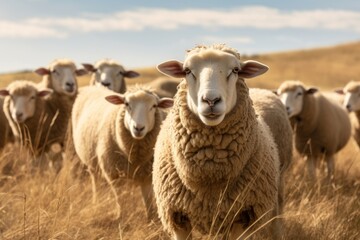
[101,82,111,87]
[66,82,74,87]
[134,125,145,132]
[16,112,23,119]
[202,96,221,107]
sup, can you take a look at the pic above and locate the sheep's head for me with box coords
[83,60,139,93]
[105,89,173,139]
[157,45,268,126]
[35,59,87,96]
[276,80,317,118]
[336,81,360,112]
[0,81,52,123]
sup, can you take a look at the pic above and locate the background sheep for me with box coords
[277,80,351,182]
[0,99,12,153]
[153,44,282,240]
[335,81,360,147]
[71,85,173,220]
[250,88,293,216]
[146,76,180,98]
[34,59,87,170]
[82,59,139,93]
[0,81,53,168]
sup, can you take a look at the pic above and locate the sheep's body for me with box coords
[153,80,280,238]
[84,59,139,93]
[1,81,54,157]
[72,85,170,219]
[147,76,180,98]
[0,99,12,152]
[250,88,293,214]
[337,81,360,147]
[277,81,351,181]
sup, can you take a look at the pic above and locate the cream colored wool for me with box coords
[147,76,180,98]
[72,85,166,219]
[250,88,293,215]
[0,98,12,152]
[153,80,280,238]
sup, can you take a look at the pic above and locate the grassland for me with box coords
[1,42,360,239]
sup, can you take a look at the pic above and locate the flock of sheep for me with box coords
[0,43,359,239]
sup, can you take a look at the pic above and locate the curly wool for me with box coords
[153,80,279,236]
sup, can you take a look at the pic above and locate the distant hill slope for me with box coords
[1,41,360,90]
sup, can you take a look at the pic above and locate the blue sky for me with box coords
[0,0,360,73]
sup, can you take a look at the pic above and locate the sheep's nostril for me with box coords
[134,126,145,132]
[66,82,74,87]
[16,112,23,119]
[202,96,222,107]
[346,104,351,110]
[102,82,111,87]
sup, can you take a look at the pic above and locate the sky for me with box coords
[0,0,360,73]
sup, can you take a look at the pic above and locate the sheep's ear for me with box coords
[334,89,344,95]
[157,60,185,78]
[238,60,269,79]
[75,68,88,76]
[123,70,140,79]
[0,89,9,97]
[34,67,50,76]
[306,88,318,94]
[105,95,125,105]
[158,98,174,109]
[82,63,97,72]
[37,89,53,98]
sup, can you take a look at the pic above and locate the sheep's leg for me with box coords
[172,212,192,240]
[140,180,157,221]
[325,155,335,184]
[101,171,122,219]
[306,156,316,181]
[88,168,98,204]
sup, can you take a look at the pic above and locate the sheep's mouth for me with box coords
[65,86,75,93]
[203,113,221,120]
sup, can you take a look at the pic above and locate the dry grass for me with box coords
[1,42,360,239]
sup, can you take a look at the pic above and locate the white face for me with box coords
[95,66,125,93]
[50,65,78,96]
[123,93,158,139]
[278,87,304,118]
[184,51,240,126]
[9,92,37,123]
[343,91,360,112]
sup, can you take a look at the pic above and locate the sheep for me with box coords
[147,76,181,98]
[153,44,282,240]
[249,88,293,215]
[34,59,87,170]
[71,85,173,220]
[0,81,53,166]
[82,59,140,93]
[276,80,351,182]
[335,81,360,147]
[0,99,12,153]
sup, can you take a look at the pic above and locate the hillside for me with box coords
[1,41,360,90]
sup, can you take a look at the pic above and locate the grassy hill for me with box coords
[1,42,360,239]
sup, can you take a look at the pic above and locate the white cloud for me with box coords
[1,6,360,38]
[202,36,253,44]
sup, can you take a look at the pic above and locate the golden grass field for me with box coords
[1,42,360,239]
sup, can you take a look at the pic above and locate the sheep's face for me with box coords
[0,84,52,123]
[277,85,317,118]
[83,62,140,93]
[343,85,360,112]
[157,49,268,126]
[35,62,87,96]
[105,91,173,139]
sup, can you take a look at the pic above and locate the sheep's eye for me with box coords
[152,104,157,109]
[125,102,129,107]
[232,67,240,74]
[296,92,303,96]
[52,70,59,75]
[30,96,36,100]
[117,71,124,76]
[184,68,191,75]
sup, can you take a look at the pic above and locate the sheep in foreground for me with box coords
[71,85,173,220]
[335,81,360,147]
[277,80,351,182]
[0,81,53,164]
[250,88,293,215]
[82,59,139,93]
[153,44,281,240]
[147,76,181,98]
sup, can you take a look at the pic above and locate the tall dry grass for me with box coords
[1,42,360,239]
